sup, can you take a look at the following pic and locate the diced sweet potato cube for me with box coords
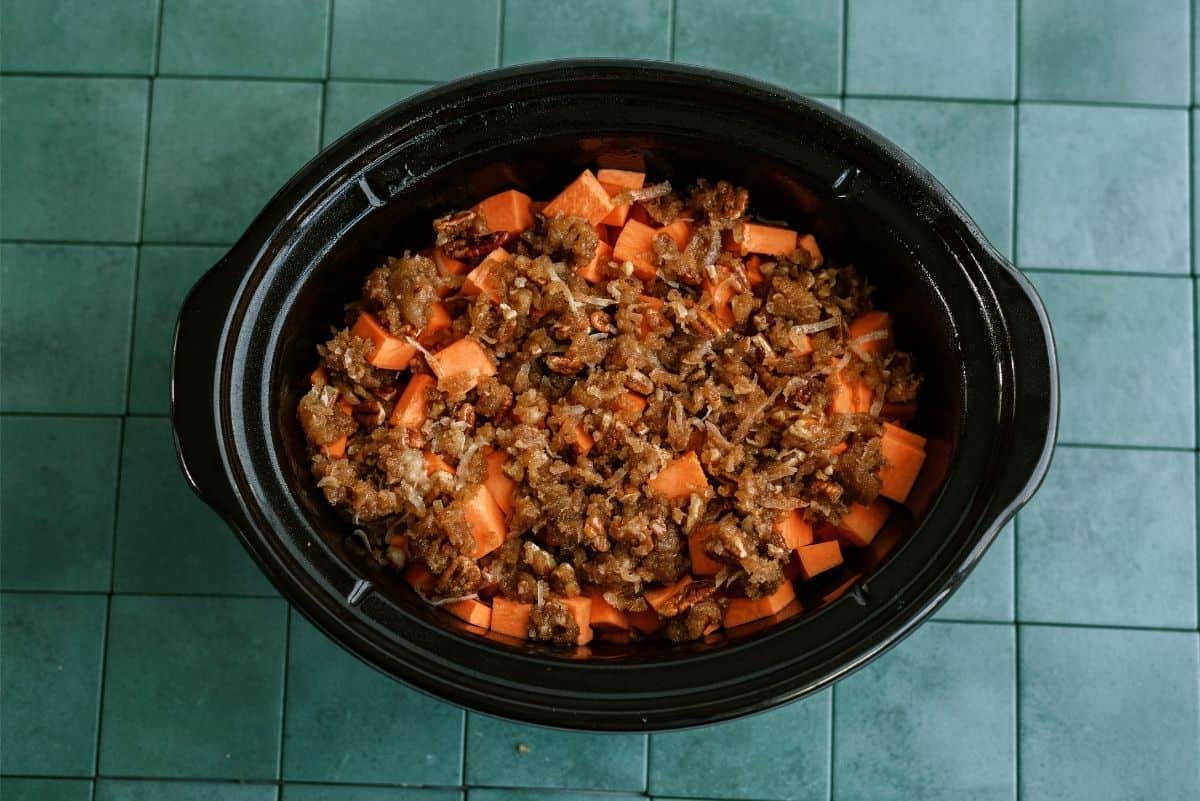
[350,311,416,370]
[433,246,468,277]
[723,581,797,628]
[431,337,496,392]
[483,448,515,516]
[389,373,435,429]
[596,168,645,188]
[490,596,532,639]
[647,451,708,500]
[463,484,507,558]
[644,576,692,614]
[796,540,843,580]
[578,240,612,284]
[797,233,823,265]
[613,391,647,418]
[403,563,434,593]
[475,189,533,233]
[659,219,693,250]
[882,422,926,450]
[829,372,874,414]
[565,421,594,457]
[848,310,893,354]
[424,450,455,476]
[774,509,814,552]
[739,222,798,256]
[688,524,723,576]
[462,247,508,302]
[598,169,645,227]
[587,589,630,631]
[417,301,453,345]
[562,595,593,645]
[629,607,664,634]
[879,430,927,503]
[837,500,891,547]
[612,218,658,281]
[542,169,615,225]
[446,598,492,628]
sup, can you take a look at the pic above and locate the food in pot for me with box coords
[298,168,925,646]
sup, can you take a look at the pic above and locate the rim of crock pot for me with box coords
[187,60,1056,730]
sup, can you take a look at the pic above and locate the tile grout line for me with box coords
[0,85,1190,114]
[324,0,336,81]
[0,774,469,791]
[1191,0,1200,635]
[89,415,122,780]
[459,701,469,786]
[0,70,441,88]
[667,0,677,61]
[315,0,335,173]
[1019,266,1195,280]
[827,682,836,801]
[496,0,506,67]
[0,238,235,248]
[642,728,650,795]
[276,607,293,787]
[1010,0,1021,266]
[839,0,849,97]
[90,0,166,779]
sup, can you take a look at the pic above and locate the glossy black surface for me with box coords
[171,60,1057,730]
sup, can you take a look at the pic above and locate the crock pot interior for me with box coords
[270,133,961,659]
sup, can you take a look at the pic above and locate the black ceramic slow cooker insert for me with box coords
[172,60,1057,731]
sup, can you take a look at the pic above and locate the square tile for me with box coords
[1016,104,1189,273]
[1194,110,1198,274]
[502,0,670,64]
[142,79,321,243]
[845,0,1015,99]
[331,0,499,81]
[1020,0,1190,105]
[465,715,646,792]
[934,521,1015,622]
[0,593,107,775]
[1019,626,1200,801]
[1028,273,1195,448]
[0,778,93,801]
[283,610,464,785]
[833,622,1016,801]
[0,77,148,241]
[0,416,121,591]
[0,0,158,73]
[323,81,426,146]
[673,0,843,94]
[844,98,1014,256]
[649,692,830,800]
[159,0,330,78]
[1018,446,1197,628]
[286,786,461,801]
[96,780,277,801]
[0,244,136,414]
[98,595,287,779]
[128,245,224,414]
[113,416,274,595]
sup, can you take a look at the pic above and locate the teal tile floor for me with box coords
[1,1,1198,799]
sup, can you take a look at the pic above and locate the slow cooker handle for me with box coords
[170,256,244,520]
[987,258,1059,518]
